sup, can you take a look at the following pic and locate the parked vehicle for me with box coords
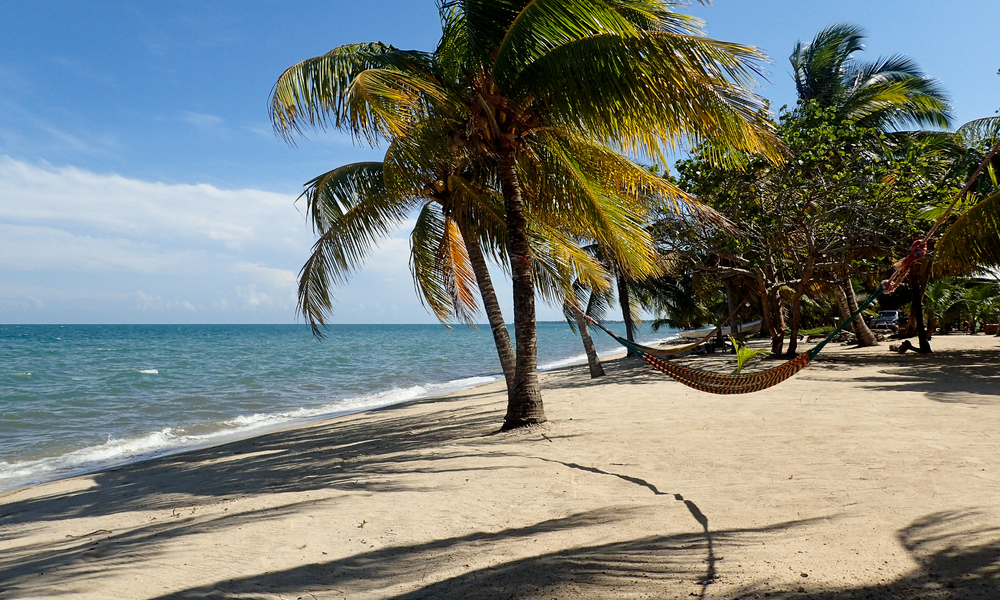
[870,310,907,331]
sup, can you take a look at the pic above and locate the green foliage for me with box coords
[797,326,835,336]
[729,336,769,374]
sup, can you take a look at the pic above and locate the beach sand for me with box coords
[2,334,1000,599]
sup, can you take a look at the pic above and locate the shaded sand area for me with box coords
[2,335,1000,599]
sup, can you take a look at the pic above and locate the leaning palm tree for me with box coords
[295,123,616,392]
[295,156,520,389]
[272,0,781,429]
[790,23,951,131]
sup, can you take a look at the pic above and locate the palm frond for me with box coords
[790,23,865,104]
[936,189,1000,274]
[269,43,449,145]
[957,116,1000,148]
[296,162,418,334]
[516,32,782,164]
[411,202,478,323]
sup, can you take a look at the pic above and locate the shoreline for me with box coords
[3,333,999,599]
[1,324,674,495]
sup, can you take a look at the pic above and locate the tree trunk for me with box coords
[842,279,877,346]
[616,272,638,357]
[760,284,784,355]
[786,290,803,356]
[567,300,604,378]
[461,222,516,391]
[497,153,545,429]
[834,284,857,336]
[909,270,932,353]
[724,279,742,337]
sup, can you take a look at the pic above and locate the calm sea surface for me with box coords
[0,322,675,491]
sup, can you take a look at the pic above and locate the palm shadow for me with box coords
[852,347,1000,404]
[145,517,819,600]
[732,509,1000,599]
[0,393,521,528]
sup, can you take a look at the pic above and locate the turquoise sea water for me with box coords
[0,322,675,491]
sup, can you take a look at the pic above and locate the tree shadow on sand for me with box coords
[734,509,1000,600]
[119,509,1000,600]
[850,347,1000,404]
[0,394,533,528]
[144,517,819,600]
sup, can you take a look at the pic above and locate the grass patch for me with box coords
[795,326,835,336]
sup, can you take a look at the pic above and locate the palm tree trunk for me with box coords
[833,284,857,336]
[567,300,604,378]
[460,222,516,390]
[616,272,638,357]
[909,270,932,353]
[842,279,877,346]
[497,153,545,429]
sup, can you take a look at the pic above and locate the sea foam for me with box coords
[0,374,499,492]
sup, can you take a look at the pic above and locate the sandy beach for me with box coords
[2,334,1000,599]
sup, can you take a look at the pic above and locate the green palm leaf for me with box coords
[296,162,419,335]
[936,189,1000,274]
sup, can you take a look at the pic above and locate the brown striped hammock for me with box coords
[588,286,884,395]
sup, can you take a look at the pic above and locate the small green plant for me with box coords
[730,336,770,374]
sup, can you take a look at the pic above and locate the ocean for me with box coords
[0,322,675,492]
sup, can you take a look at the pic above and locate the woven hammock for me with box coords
[589,286,884,394]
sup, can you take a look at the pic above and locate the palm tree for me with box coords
[295,158,519,389]
[272,1,781,429]
[436,0,779,428]
[562,281,615,379]
[790,23,951,131]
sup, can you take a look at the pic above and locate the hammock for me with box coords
[588,286,883,394]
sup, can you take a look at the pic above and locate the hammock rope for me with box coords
[620,296,752,358]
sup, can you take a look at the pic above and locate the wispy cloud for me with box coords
[0,157,317,322]
[179,111,225,130]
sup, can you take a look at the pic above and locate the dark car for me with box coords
[870,310,906,331]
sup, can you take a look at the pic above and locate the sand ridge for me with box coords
[2,334,999,599]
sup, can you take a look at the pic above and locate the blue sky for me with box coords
[1,1,997,324]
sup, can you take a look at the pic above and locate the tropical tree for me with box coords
[272,0,781,429]
[294,157,519,387]
[789,23,953,346]
[789,23,950,131]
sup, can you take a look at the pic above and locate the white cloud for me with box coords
[230,262,297,288]
[179,111,225,130]
[0,156,303,250]
[0,158,553,324]
[0,224,196,273]
[0,157,317,322]
[236,284,272,307]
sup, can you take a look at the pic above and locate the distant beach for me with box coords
[2,334,999,599]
